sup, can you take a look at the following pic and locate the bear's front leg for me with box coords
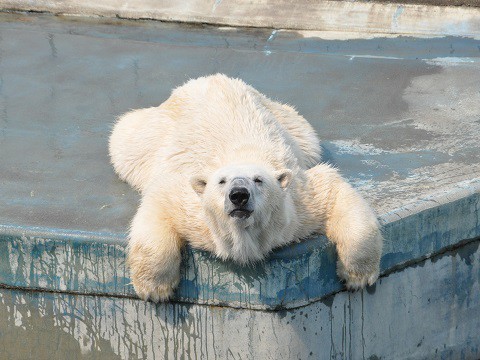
[305,164,383,289]
[128,193,183,302]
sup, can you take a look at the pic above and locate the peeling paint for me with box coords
[212,0,222,13]
[267,29,278,42]
[1,239,479,359]
[346,54,403,61]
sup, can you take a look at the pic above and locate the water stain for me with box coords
[0,290,123,359]
[47,33,57,58]
[456,239,479,267]
[320,294,334,308]
[366,283,377,295]
[360,121,436,151]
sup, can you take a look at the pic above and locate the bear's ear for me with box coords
[276,169,292,190]
[190,176,207,195]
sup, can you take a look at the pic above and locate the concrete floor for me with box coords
[0,8,479,302]
[0,12,479,235]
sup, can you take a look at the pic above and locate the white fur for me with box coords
[109,74,383,301]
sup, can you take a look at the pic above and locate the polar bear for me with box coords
[109,74,383,302]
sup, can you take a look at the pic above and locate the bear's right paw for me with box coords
[132,276,180,303]
[336,261,379,291]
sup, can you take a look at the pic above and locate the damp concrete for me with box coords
[0,12,479,234]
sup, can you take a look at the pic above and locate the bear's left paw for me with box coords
[132,276,179,303]
[336,260,380,291]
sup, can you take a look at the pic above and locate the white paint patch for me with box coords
[346,55,403,61]
[425,57,477,67]
[212,0,222,13]
[14,307,23,327]
[330,140,393,156]
[263,30,278,56]
[361,159,389,168]
[392,5,404,30]
[8,242,19,279]
[294,30,403,40]
[267,29,278,42]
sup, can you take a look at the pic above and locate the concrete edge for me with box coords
[0,223,127,246]
[379,178,480,225]
[1,233,478,313]
[0,179,479,310]
[1,0,480,37]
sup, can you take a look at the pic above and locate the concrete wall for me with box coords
[1,239,478,359]
[1,0,480,36]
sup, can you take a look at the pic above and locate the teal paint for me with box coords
[1,239,479,359]
[1,188,478,309]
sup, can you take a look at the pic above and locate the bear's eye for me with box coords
[219,178,226,185]
[254,177,263,184]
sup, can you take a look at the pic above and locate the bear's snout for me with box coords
[224,177,255,220]
[229,187,250,206]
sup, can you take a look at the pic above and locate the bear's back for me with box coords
[162,74,320,171]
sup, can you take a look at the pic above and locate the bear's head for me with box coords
[190,163,293,263]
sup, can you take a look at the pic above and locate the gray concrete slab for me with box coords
[371,0,480,6]
[0,12,479,235]
[0,11,479,309]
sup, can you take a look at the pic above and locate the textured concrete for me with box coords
[1,191,478,309]
[370,0,480,6]
[1,239,479,359]
[0,13,479,236]
[1,0,480,36]
[0,12,480,306]
[0,11,479,359]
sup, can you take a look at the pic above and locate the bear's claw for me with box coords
[337,260,380,291]
[132,278,179,303]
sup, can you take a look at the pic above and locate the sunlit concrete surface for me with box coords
[0,0,480,36]
[0,11,479,359]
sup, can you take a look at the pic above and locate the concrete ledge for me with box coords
[1,184,479,310]
[1,0,480,37]
[0,11,479,359]
[369,0,480,6]
[0,11,479,309]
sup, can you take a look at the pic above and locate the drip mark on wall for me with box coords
[392,5,404,30]
[212,0,222,12]
[263,30,278,56]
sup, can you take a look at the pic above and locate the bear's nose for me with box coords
[229,187,250,206]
